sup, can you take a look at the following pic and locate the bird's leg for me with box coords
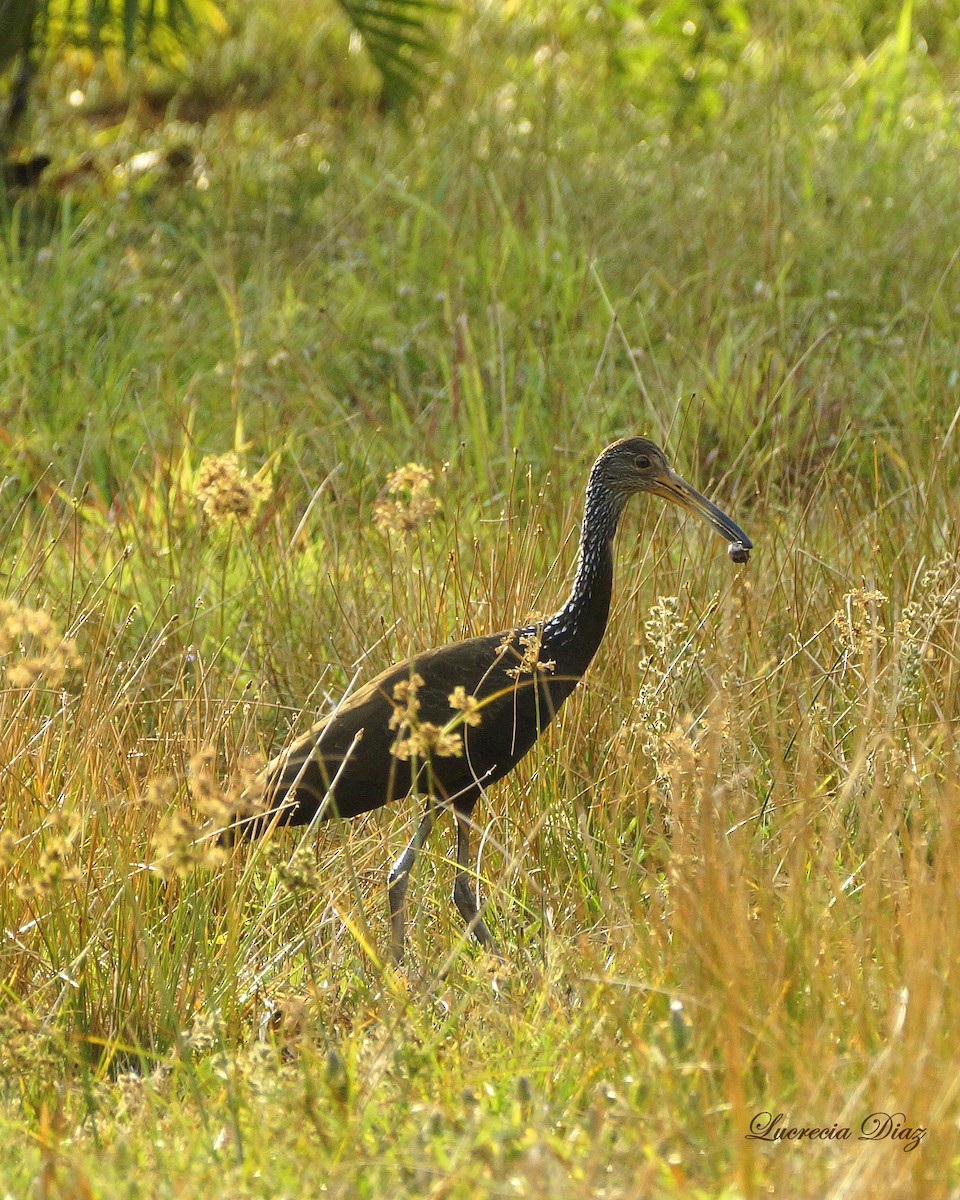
[452,810,503,958]
[387,802,435,964]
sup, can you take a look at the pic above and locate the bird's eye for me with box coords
[635,454,651,470]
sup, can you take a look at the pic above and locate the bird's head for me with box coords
[592,437,752,561]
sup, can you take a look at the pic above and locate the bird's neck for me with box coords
[542,476,626,663]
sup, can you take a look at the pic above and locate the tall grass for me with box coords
[1,1,960,1196]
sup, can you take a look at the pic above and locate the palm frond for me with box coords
[41,0,227,59]
[336,0,449,107]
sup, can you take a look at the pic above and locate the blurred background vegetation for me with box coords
[0,0,957,505]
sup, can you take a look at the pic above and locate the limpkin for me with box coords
[229,438,751,961]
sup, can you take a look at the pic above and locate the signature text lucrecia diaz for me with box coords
[746,1111,925,1153]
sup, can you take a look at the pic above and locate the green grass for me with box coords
[1,1,960,1196]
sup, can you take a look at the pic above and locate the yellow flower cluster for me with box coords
[0,600,81,688]
[448,684,483,726]
[372,463,441,539]
[388,672,464,761]
[194,453,272,525]
[148,748,264,878]
[505,629,555,679]
[834,587,888,656]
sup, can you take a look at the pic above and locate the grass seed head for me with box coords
[269,843,322,894]
[392,721,463,760]
[188,746,220,804]
[0,829,18,865]
[448,685,482,726]
[834,587,888,656]
[0,602,81,688]
[506,629,555,678]
[16,835,82,901]
[389,673,424,731]
[151,811,226,879]
[194,453,271,525]
[373,463,441,539]
[389,671,463,758]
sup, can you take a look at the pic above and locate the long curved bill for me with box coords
[651,469,753,561]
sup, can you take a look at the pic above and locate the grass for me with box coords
[2,1,960,1195]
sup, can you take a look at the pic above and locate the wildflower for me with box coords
[151,811,225,879]
[388,673,425,732]
[392,722,463,760]
[195,453,271,525]
[388,672,462,759]
[184,1010,221,1053]
[448,685,482,726]
[373,463,441,539]
[635,595,705,789]
[272,844,322,894]
[0,601,81,688]
[834,588,888,656]
[895,556,959,705]
[506,629,555,679]
[645,595,685,661]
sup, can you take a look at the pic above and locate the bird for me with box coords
[227,437,752,962]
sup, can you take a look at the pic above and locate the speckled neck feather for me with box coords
[540,464,628,657]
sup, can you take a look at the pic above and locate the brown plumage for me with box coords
[229,438,752,961]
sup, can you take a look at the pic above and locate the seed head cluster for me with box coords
[151,811,216,880]
[372,463,441,539]
[448,685,483,726]
[895,556,959,704]
[0,600,81,688]
[0,1005,66,1082]
[149,749,264,878]
[267,842,322,895]
[11,809,83,902]
[505,629,556,679]
[834,587,888,657]
[194,453,272,526]
[632,595,705,789]
[386,673,482,763]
